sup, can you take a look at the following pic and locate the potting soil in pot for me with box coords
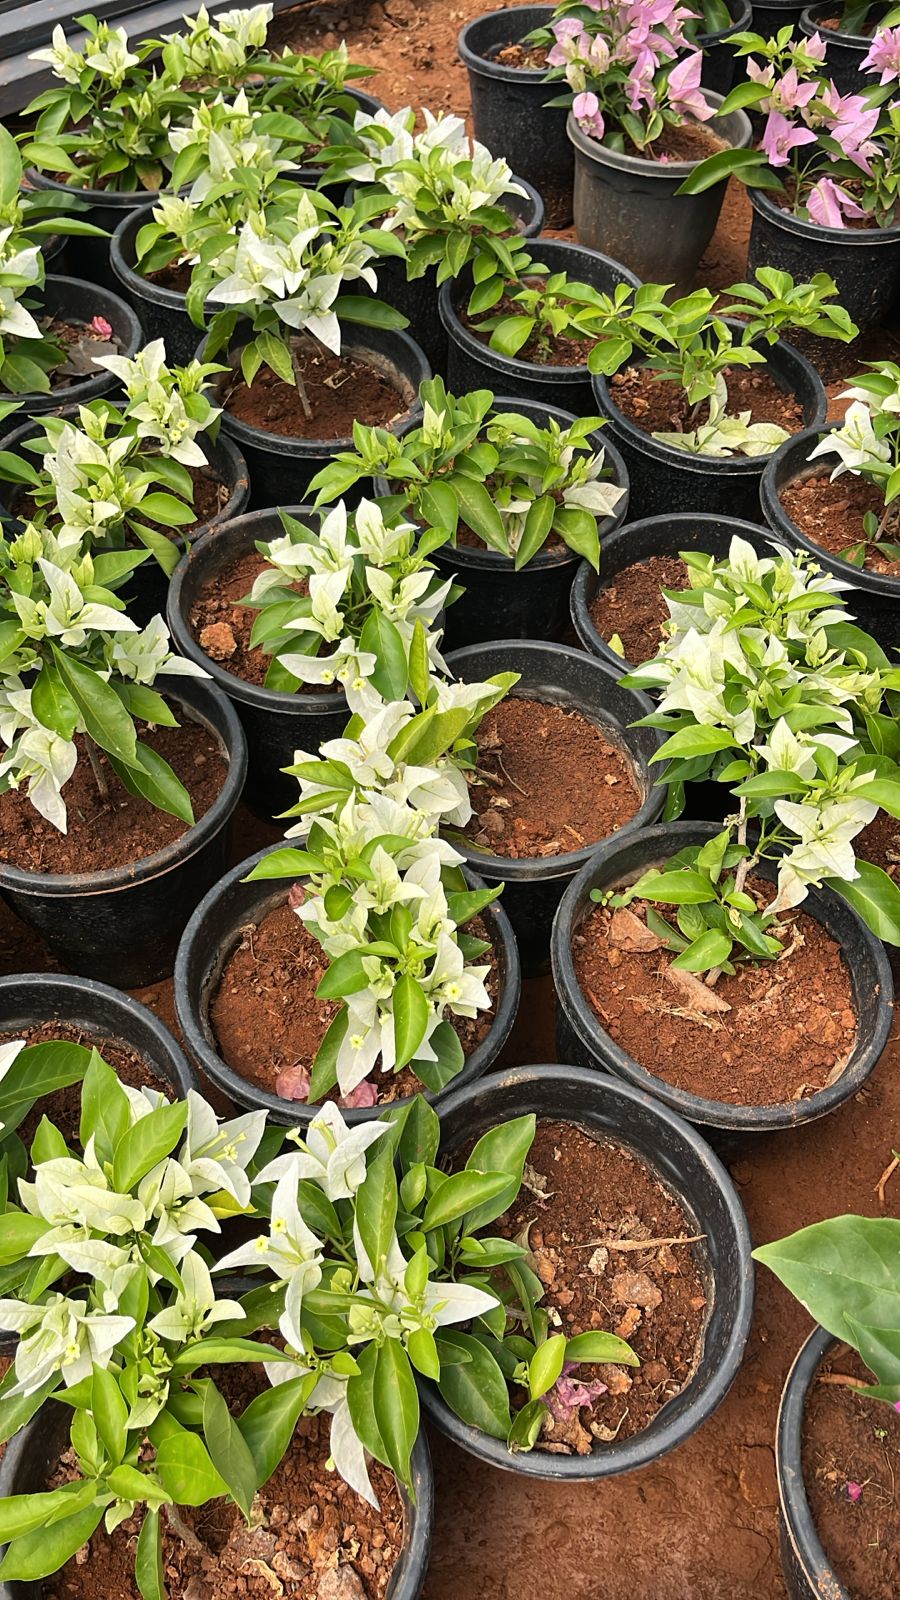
[801,1349,900,1600]
[208,902,499,1104]
[1,315,125,398]
[0,1020,172,1149]
[0,720,227,874]
[611,366,804,438]
[42,1369,405,1600]
[589,554,691,665]
[491,1117,707,1451]
[462,697,642,857]
[779,473,900,576]
[855,809,900,887]
[574,886,858,1105]
[461,292,594,367]
[221,346,414,440]
[190,549,312,688]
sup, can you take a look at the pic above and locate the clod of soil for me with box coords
[0,718,227,875]
[492,41,549,69]
[588,554,690,664]
[209,901,499,1103]
[574,889,858,1106]
[802,1349,900,1600]
[611,364,804,440]
[44,1383,404,1600]
[462,697,642,859]
[0,1019,172,1151]
[493,1118,707,1448]
[779,472,899,576]
[191,549,313,688]
[221,346,413,440]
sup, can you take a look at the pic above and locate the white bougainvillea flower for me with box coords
[0,1294,135,1395]
[258,1100,388,1202]
[148,1249,245,1342]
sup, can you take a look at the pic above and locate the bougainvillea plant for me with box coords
[807,361,900,566]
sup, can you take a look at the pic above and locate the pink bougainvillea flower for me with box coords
[573,89,606,140]
[546,1363,609,1422]
[862,24,900,83]
[547,16,588,66]
[846,1481,863,1503]
[667,51,714,121]
[821,88,880,171]
[624,54,657,113]
[807,176,867,228]
[90,315,113,336]
[773,66,819,112]
[275,1062,311,1101]
[340,1079,379,1109]
[761,110,817,167]
[804,30,827,61]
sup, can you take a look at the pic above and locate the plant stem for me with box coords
[290,336,313,421]
[732,797,751,896]
[86,738,109,801]
[166,1505,207,1556]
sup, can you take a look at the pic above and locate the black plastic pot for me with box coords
[569,512,783,673]
[801,3,876,96]
[174,844,522,1127]
[776,1327,851,1600]
[459,6,574,228]
[698,0,753,96]
[1,408,250,627]
[760,424,900,651]
[0,678,247,987]
[440,237,640,416]
[418,1062,754,1477]
[0,1395,433,1600]
[198,322,431,508]
[25,171,181,292]
[552,820,893,1137]
[110,205,210,367]
[167,505,347,820]
[748,188,900,333]
[378,399,629,650]
[750,0,807,36]
[590,324,827,522]
[444,640,665,974]
[567,98,752,291]
[0,275,142,441]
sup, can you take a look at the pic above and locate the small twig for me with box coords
[876,1154,899,1212]
[816,1373,867,1391]
[574,1233,706,1252]
[86,738,109,801]
[494,750,529,798]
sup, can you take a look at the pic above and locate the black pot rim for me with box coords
[568,512,784,671]
[749,185,900,245]
[0,971,198,1097]
[776,1326,851,1600]
[438,235,641,385]
[551,819,894,1132]
[25,168,178,208]
[0,678,247,895]
[444,638,665,881]
[801,0,876,44]
[8,275,143,410]
[174,844,523,1125]
[418,1060,755,1479]
[566,94,751,176]
[167,504,350,714]
[591,322,827,477]
[458,4,556,81]
[761,422,900,597]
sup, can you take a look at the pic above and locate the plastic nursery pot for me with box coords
[377,398,630,651]
[567,96,753,292]
[748,188,900,333]
[760,423,900,652]
[24,171,182,293]
[167,505,349,821]
[197,322,431,509]
[174,844,522,1128]
[439,237,641,417]
[0,1400,434,1600]
[698,0,753,97]
[0,275,142,442]
[777,1327,852,1600]
[551,819,893,1138]
[343,175,544,378]
[0,677,247,988]
[111,205,212,367]
[590,322,827,522]
[458,6,574,228]
[0,408,250,628]
[569,512,782,673]
[418,1062,754,1478]
[801,3,875,97]
[444,639,664,975]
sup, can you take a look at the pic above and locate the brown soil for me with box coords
[221,347,413,441]
[588,554,689,664]
[611,364,804,439]
[492,1118,707,1449]
[802,1349,900,1600]
[624,119,728,164]
[462,289,595,368]
[145,257,193,293]
[574,885,858,1106]
[779,472,900,577]
[44,1371,404,1600]
[209,900,499,1104]
[856,808,900,885]
[190,548,306,688]
[493,42,549,69]
[0,1019,171,1152]
[0,717,227,874]
[462,696,642,859]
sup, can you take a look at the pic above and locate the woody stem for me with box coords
[86,738,109,801]
[290,337,313,421]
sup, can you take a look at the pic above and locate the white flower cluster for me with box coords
[347,106,526,233]
[0,227,42,343]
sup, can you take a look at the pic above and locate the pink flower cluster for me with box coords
[862,25,900,85]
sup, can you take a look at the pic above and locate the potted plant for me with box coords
[533,0,752,286]
[0,509,246,983]
[801,2,897,95]
[552,537,899,1134]
[756,1211,900,1600]
[586,268,853,520]
[761,360,900,650]
[680,25,900,327]
[416,1062,755,1476]
[0,1069,434,1598]
[167,497,452,815]
[310,378,629,648]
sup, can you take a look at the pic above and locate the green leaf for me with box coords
[634,868,719,905]
[112,1101,189,1193]
[514,495,555,571]
[507,1397,545,1452]
[653,726,736,764]
[396,1094,440,1170]
[316,950,370,1000]
[135,1508,165,1600]
[447,474,507,553]
[346,1342,390,1468]
[237,1374,319,1490]
[423,1170,511,1233]
[359,608,409,701]
[50,647,138,766]
[411,1020,464,1095]
[435,1330,512,1439]
[91,1366,128,1467]
[828,859,900,946]
[0,1500,105,1581]
[333,294,408,330]
[107,743,194,827]
[489,314,536,358]
[155,1432,229,1506]
[408,618,431,706]
[80,1048,130,1163]
[565,1331,640,1366]
[528,1333,567,1400]
[112,683,178,728]
[356,1139,398,1277]
[372,1340,419,1486]
[463,1113,536,1232]
[392,973,429,1071]
[675,147,778,195]
[671,928,732,972]
[31,660,78,741]
[138,492,196,527]
[407,1326,441,1381]
[202,1380,258,1519]
[0,1039,89,1134]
